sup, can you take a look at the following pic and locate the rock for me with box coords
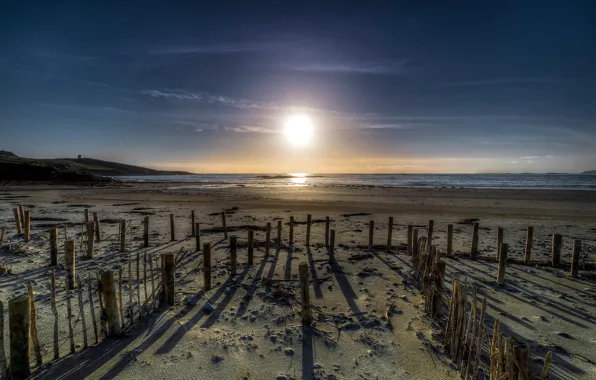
[250,315,257,322]
[557,332,574,339]
[203,302,215,313]
[284,348,294,356]
[276,376,289,380]
[184,295,199,306]
[211,354,224,363]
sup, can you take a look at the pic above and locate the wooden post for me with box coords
[84,208,90,225]
[265,222,271,255]
[407,224,413,255]
[0,227,4,248]
[88,276,98,344]
[329,229,336,262]
[143,252,148,306]
[119,219,126,252]
[143,216,149,247]
[13,208,22,234]
[86,222,95,258]
[221,212,228,239]
[76,276,88,349]
[412,229,419,256]
[149,257,156,307]
[277,220,282,250]
[427,219,434,254]
[118,268,125,328]
[289,216,294,246]
[299,262,312,324]
[525,226,534,264]
[66,293,76,353]
[136,252,141,319]
[191,210,195,236]
[50,227,58,266]
[24,210,30,242]
[27,282,42,366]
[64,240,75,290]
[247,230,254,265]
[195,223,201,251]
[386,217,393,252]
[19,205,25,228]
[0,300,6,380]
[497,227,504,260]
[203,243,212,291]
[571,240,581,278]
[551,234,562,266]
[368,220,375,249]
[306,214,312,246]
[50,270,60,358]
[170,214,175,241]
[470,222,479,259]
[163,253,176,306]
[497,243,508,285]
[128,256,133,320]
[447,224,453,256]
[9,293,30,379]
[100,270,121,336]
[325,216,330,247]
[230,235,237,276]
[93,212,101,242]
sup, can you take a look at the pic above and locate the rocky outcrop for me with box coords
[0,157,118,184]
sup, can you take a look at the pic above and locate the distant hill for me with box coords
[39,157,193,176]
[581,170,596,175]
[0,150,18,157]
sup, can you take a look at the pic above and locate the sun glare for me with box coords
[284,115,313,146]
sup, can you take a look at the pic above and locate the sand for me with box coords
[0,184,594,379]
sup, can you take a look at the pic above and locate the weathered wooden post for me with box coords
[119,219,126,252]
[27,282,42,366]
[571,240,581,278]
[306,214,312,246]
[497,227,504,260]
[50,270,60,357]
[325,216,330,247]
[50,227,58,266]
[170,214,175,241]
[289,216,294,246]
[86,222,95,258]
[93,212,101,242]
[277,220,282,250]
[118,268,125,327]
[143,252,148,307]
[551,234,562,266]
[427,219,434,254]
[265,222,271,255]
[407,224,413,255]
[525,226,534,264]
[447,224,453,256]
[195,223,201,251]
[84,208,90,225]
[247,230,254,265]
[136,252,141,320]
[9,293,30,379]
[470,222,479,259]
[64,240,76,290]
[162,253,175,306]
[0,227,4,248]
[412,229,419,256]
[143,216,149,247]
[13,208,22,234]
[221,212,228,239]
[24,210,31,242]
[100,270,121,336]
[368,220,375,249]
[87,276,98,344]
[497,243,508,285]
[66,288,75,353]
[0,300,6,380]
[230,235,237,276]
[299,262,312,324]
[386,217,393,252]
[191,210,195,236]
[18,205,25,228]
[75,276,88,350]
[329,229,336,262]
[203,243,212,291]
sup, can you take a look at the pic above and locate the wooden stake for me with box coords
[386,217,393,252]
[412,229,419,256]
[143,251,148,306]
[329,229,336,262]
[76,276,88,349]
[571,239,581,278]
[0,300,6,380]
[325,216,330,247]
[86,221,95,258]
[100,270,121,336]
[128,255,133,321]
[119,219,126,252]
[472,298,488,378]
[525,226,534,264]
[289,216,294,245]
[9,293,30,378]
[143,216,149,247]
[221,212,228,239]
[50,227,58,266]
[19,205,25,229]
[136,251,141,319]
[470,222,479,259]
[247,230,254,265]
[163,253,176,306]
[277,220,282,250]
[65,289,75,354]
[447,224,453,256]
[306,214,312,246]
[497,227,504,260]
[118,268,125,328]
[51,270,60,358]
[230,235,237,276]
[427,219,434,254]
[13,208,22,234]
[195,223,201,251]
[92,212,101,242]
[497,243,508,285]
[299,262,312,324]
[368,220,375,249]
[87,275,98,345]
[0,227,4,248]
[149,257,155,307]
[407,224,413,255]
[170,214,175,241]
[191,210,195,236]
[27,282,42,366]
[551,234,562,266]
[24,210,30,242]
[64,240,75,290]
[203,243,212,291]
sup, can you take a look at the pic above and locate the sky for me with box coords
[1,1,595,174]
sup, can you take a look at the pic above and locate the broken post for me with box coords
[195,223,201,251]
[100,270,121,336]
[221,212,228,239]
[9,293,30,379]
[551,234,562,266]
[427,219,434,254]
[143,216,149,247]
[191,210,195,236]
[93,212,101,242]
[525,226,534,264]
[571,240,581,278]
[497,243,508,285]
[277,220,282,250]
[27,282,42,367]
[203,243,212,291]
[387,217,393,252]
[306,214,312,246]
[470,222,479,259]
[119,219,126,252]
[24,210,31,242]
[163,253,175,306]
[497,227,504,260]
[299,262,312,324]
[230,235,237,276]
[64,240,75,290]
[289,216,294,245]
[50,227,58,266]
[329,229,336,262]
[447,224,453,256]
[13,208,22,234]
[325,216,330,247]
[407,224,413,255]
[170,214,175,241]
[86,222,95,258]
[247,230,254,265]
[368,220,375,249]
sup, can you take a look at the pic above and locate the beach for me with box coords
[0,183,595,379]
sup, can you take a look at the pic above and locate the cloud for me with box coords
[140,89,275,110]
[225,125,276,134]
[364,124,414,130]
[435,77,561,88]
[31,49,98,62]
[520,155,559,159]
[147,42,272,55]
[289,60,408,74]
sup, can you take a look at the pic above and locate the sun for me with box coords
[284,115,313,146]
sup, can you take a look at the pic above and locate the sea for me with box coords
[115,173,596,190]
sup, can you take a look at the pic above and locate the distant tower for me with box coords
[78,155,82,160]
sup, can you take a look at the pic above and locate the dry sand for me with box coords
[0,184,595,379]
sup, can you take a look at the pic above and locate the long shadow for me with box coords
[267,248,281,280]
[284,246,293,280]
[235,256,269,317]
[301,325,314,379]
[306,247,323,299]
[200,266,250,328]
[329,261,361,315]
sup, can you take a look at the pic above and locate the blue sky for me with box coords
[1,1,595,173]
